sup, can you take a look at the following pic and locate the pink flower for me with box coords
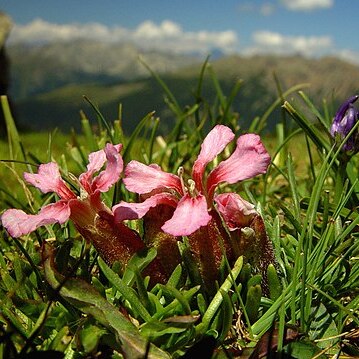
[113,125,270,236]
[214,192,258,230]
[1,143,123,237]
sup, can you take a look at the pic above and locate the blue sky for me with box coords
[1,0,358,64]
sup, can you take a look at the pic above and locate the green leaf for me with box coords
[48,326,71,352]
[196,256,243,334]
[1,95,25,163]
[267,264,282,301]
[217,290,233,343]
[80,113,98,152]
[140,321,187,339]
[98,256,153,322]
[83,96,114,143]
[284,340,327,359]
[79,322,107,354]
[245,285,262,324]
[283,100,329,153]
[43,245,170,359]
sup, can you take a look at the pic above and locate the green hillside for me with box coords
[11,54,359,134]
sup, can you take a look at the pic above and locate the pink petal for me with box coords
[1,201,71,237]
[113,192,178,221]
[192,125,235,190]
[24,163,75,200]
[161,194,212,236]
[207,134,270,199]
[215,193,257,230]
[123,160,183,195]
[92,143,123,193]
[79,144,122,193]
[86,148,107,174]
[84,143,122,178]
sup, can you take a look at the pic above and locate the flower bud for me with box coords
[330,95,359,152]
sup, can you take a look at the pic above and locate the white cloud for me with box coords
[336,49,359,66]
[134,20,182,38]
[9,18,238,55]
[9,19,117,43]
[281,0,334,11]
[244,30,333,57]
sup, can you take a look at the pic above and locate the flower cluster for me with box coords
[113,125,270,234]
[2,143,123,238]
[1,144,151,274]
[1,125,273,291]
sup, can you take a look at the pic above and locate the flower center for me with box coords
[178,167,198,197]
[68,173,88,200]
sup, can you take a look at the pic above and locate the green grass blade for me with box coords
[1,95,25,163]
[97,257,152,322]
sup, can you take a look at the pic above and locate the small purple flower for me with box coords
[330,95,359,152]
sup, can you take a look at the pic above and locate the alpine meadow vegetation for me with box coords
[0,60,358,358]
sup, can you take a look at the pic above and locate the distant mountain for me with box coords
[210,54,359,101]
[6,42,359,134]
[8,40,201,99]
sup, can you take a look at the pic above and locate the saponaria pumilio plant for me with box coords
[1,124,276,295]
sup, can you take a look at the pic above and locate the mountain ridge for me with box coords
[6,40,359,134]
[8,40,201,99]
